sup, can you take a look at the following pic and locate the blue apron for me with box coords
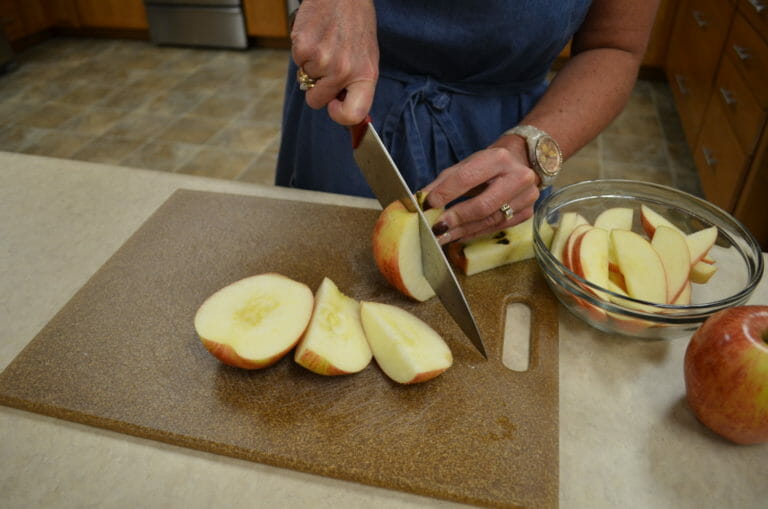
[276,0,593,198]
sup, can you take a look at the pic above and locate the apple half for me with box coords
[360,301,453,384]
[372,200,442,302]
[294,277,372,375]
[194,273,314,369]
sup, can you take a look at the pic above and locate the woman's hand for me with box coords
[291,0,379,126]
[422,134,541,245]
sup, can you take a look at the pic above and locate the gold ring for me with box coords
[297,67,318,91]
[500,203,514,220]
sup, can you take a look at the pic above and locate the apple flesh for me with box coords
[360,300,453,384]
[684,306,768,444]
[563,223,593,271]
[594,207,634,231]
[651,225,691,303]
[294,277,372,375]
[448,217,554,276]
[194,273,314,369]
[690,260,718,284]
[371,200,442,302]
[611,229,667,304]
[549,211,589,263]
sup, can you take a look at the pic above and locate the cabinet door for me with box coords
[243,0,288,38]
[665,0,736,147]
[0,0,25,40]
[695,96,751,212]
[75,0,148,30]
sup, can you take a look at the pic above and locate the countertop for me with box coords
[1,151,766,509]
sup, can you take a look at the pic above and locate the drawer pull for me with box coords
[702,147,717,168]
[747,0,766,13]
[732,45,752,61]
[719,87,737,106]
[692,10,709,28]
[675,74,689,95]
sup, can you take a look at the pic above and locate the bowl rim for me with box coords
[533,179,764,319]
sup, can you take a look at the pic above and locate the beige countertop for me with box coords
[1,151,766,509]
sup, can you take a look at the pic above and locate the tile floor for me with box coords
[0,37,701,195]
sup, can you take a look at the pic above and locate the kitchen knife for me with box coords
[350,117,487,358]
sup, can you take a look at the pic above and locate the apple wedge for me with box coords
[294,277,372,376]
[447,217,554,276]
[194,273,314,369]
[685,226,718,266]
[673,281,692,306]
[594,207,634,231]
[640,204,682,237]
[572,227,610,300]
[651,225,691,303]
[690,260,718,284]
[611,229,668,304]
[372,200,442,302]
[360,301,452,384]
[563,223,593,271]
[549,211,589,263]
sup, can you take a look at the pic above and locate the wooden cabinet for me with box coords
[667,0,768,249]
[243,0,289,38]
[0,0,50,41]
[75,0,148,30]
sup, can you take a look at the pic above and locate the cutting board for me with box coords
[0,190,558,509]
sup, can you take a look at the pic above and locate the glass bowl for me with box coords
[533,179,764,339]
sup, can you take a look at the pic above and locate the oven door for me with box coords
[144,0,248,49]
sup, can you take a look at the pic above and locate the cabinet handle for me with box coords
[674,74,689,95]
[692,10,709,28]
[702,147,718,168]
[747,0,766,13]
[732,45,752,61]
[719,87,737,106]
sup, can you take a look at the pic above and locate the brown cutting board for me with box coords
[0,190,558,509]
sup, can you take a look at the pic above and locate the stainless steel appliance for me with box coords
[144,0,248,49]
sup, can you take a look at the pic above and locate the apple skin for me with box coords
[684,305,768,445]
[201,340,291,370]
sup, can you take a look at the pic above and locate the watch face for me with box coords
[535,137,562,176]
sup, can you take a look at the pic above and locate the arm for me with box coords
[424,0,661,244]
[290,0,379,126]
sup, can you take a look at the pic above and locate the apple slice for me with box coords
[651,225,692,303]
[572,227,610,300]
[563,223,593,271]
[673,281,692,306]
[594,207,634,231]
[685,226,718,266]
[447,217,554,276]
[640,204,682,237]
[549,212,589,263]
[611,230,668,304]
[294,277,372,375]
[360,301,453,384]
[194,273,314,369]
[372,200,442,302]
[690,260,718,284]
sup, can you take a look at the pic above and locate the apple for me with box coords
[549,211,589,263]
[594,207,634,231]
[360,300,453,384]
[611,229,667,304]
[294,277,372,375]
[690,260,719,284]
[371,200,442,302]
[640,204,681,238]
[194,273,314,369]
[684,306,768,444]
[672,281,692,306]
[563,223,593,271]
[651,225,691,303]
[447,217,554,276]
[572,227,610,300]
[685,226,718,266]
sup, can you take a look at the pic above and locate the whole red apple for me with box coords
[684,305,768,445]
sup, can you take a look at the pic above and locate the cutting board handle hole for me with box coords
[502,302,531,372]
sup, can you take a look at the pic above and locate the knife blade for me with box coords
[350,117,487,358]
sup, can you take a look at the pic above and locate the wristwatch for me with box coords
[504,125,563,188]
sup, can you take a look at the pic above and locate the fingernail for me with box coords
[432,221,449,236]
